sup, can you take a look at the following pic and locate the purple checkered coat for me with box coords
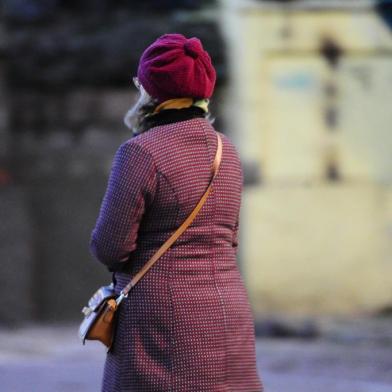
[90,117,263,391]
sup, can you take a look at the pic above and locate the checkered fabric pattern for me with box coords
[90,117,263,391]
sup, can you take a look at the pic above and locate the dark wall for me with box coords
[0,3,227,324]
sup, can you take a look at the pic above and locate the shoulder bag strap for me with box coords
[117,132,223,302]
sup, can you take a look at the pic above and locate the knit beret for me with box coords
[137,33,216,103]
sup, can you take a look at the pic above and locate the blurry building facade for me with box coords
[221,0,392,315]
[2,0,392,325]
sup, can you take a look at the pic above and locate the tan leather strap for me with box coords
[120,132,223,297]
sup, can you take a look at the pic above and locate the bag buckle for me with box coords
[116,290,128,305]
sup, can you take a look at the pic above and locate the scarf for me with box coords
[132,98,210,137]
[150,98,209,115]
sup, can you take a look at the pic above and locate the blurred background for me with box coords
[1,0,392,391]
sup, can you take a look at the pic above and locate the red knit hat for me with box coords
[137,33,216,103]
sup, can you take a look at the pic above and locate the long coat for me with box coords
[90,116,263,392]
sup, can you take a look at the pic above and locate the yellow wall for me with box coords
[221,1,392,315]
[243,184,392,315]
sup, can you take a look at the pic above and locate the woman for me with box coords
[90,33,263,392]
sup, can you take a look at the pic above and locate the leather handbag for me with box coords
[78,133,223,352]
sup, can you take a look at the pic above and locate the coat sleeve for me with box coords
[89,141,157,271]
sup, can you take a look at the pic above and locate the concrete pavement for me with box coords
[0,321,392,392]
